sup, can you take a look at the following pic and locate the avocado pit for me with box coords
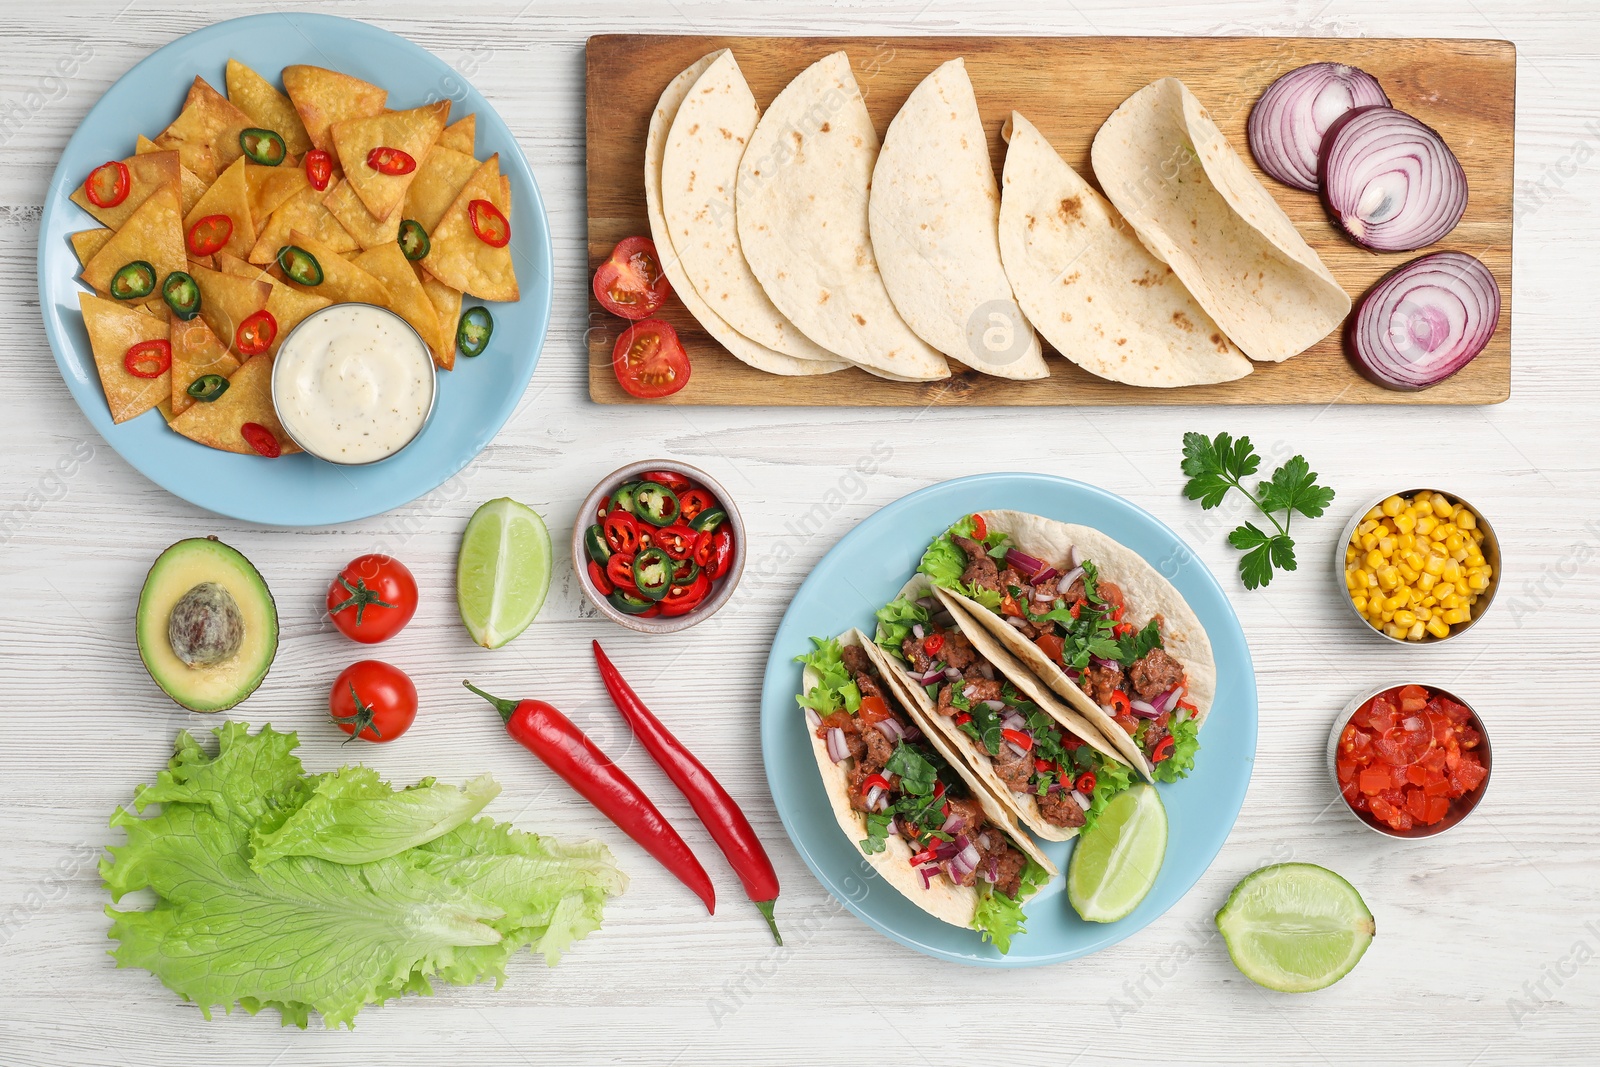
[168,582,245,667]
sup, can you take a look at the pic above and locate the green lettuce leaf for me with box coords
[917,516,1008,608]
[1151,709,1202,783]
[972,856,1049,954]
[795,636,861,715]
[874,596,928,658]
[102,722,624,1029]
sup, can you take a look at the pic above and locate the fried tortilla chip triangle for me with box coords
[246,160,310,226]
[137,137,210,215]
[354,243,441,358]
[330,101,450,222]
[70,228,113,269]
[439,114,475,154]
[183,156,256,260]
[418,272,462,371]
[168,311,240,417]
[154,77,256,183]
[404,145,478,233]
[187,261,271,356]
[282,65,387,154]
[215,251,334,358]
[69,150,180,230]
[81,181,186,302]
[78,292,170,423]
[169,353,300,456]
[248,183,356,264]
[285,229,390,306]
[225,58,313,158]
[420,154,518,302]
[323,178,399,249]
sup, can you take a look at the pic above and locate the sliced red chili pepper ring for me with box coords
[304,149,333,191]
[704,526,735,580]
[366,146,416,175]
[653,524,698,560]
[85,160,131,209]
[602,510,642,555]
[235,309,278,357]
[240,422,281,458]
[123,339,171,379]
[587,559,615,597]
[659,571,711,616]
[467,198,510,247]
[187,213,234,257]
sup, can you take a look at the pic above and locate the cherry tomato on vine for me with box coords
[329,660,417,743]
[326,554,418,643]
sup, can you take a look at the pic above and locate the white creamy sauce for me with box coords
[273,304,434,464]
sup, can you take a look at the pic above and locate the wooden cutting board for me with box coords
[586,35,1514,406]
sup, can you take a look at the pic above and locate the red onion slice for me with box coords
[1347,251,1500,390]
[1056,566,1085,596]
[804,707,821,730]
[1248,62,1390,191]
[1129,699,1160,719]
[1319,105,1468,251]
[1003,548,1045,579]
[825,727,849,764]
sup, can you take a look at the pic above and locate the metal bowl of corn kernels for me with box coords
[1336,489,1500,646]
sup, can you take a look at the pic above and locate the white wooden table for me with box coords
[2,2,1596,1063]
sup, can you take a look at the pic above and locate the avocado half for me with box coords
[136,537,278,713]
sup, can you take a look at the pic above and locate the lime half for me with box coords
[1216,863,1375,993]
[457,498,551,649]
[1068,782,1167,922]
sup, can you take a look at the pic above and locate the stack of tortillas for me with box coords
[647,53,1347,387]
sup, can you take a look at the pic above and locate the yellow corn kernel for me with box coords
[1456,510,1477,530]
[1451,547,1469,562]
[1467,571,1490,592]
[1345,546,1359,563]
[1407,621,1426,641]
[1414,605,1432,621]
[1351,594,1368,613]
[1393,512,1417,535]
[1382,495,1404,517]
[1442,559,1462,582]
[1403,550,1425,571]
[1422,594,1438,608]
[1383,623,1403,638]
[1361,532,1379,552]
[1377,567,1400,591]
[1442,608,1470,625]
[1415,515,1438,536]
[1357,519,1379,536]
[1398,533,1417,552]
[1413,498,1434,517]
[1417,572,1438,592]
[1423,554,1446,577]
[1441,594,1464,610]
[1394,609,1417,629]
[1377,536,1396,555]
[1364,549,1384,569]
[1398,564,1420,583]
[1426,618,1451,639]
[1345,570,1359,590]
[1444,533,1465,553]
[1431,493,1454,516]
[1365,506,1384,522]
[1454,579,1472,596]
[1352,567,1372,587]
[1466,548,1486,567]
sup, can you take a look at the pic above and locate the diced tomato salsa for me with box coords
[1336,684,1487,833]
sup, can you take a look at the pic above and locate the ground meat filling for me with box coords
[944,797,987,836]
[939,632,977,670]
[990,739,1033,793]
[1079,659,1124,705]
[992,844,1028,898]
[1128,647,1184,701]
[959,677,1002,704]
[1141,716,1170,759]
[861,722,895,769]
[817,711,867,761]
[1036,789,1087,828]
[953,535,999,591]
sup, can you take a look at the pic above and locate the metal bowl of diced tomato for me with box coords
[573,461,744,634]
[1327,681,1491,839]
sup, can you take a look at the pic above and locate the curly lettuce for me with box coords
[102,723,625,1029]
[917,515,1009,609]
[1150,709,1202,783]
[795,637,861,716]
[874,596,928,658]
[973,856,1050,954]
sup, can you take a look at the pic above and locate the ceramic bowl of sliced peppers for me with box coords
[1328,681,1491,839]
[574,460,744,633]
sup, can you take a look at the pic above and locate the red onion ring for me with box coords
[1346,251,1500,390]
[1319,105,1468,251]
[1248,62,1390,191]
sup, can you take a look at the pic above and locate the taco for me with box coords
[797,629,1054,953]
[867,574,1136,841]
[918,510,1216,782]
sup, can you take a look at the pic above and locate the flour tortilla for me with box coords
[1000,111,1253,387]
[864,575,1136,839]
[869,60,1046,381]
[802,629,1054,931]
[737,52,949,381]
[940,510,1218,780]
[663,50,843,367]
[646,51,846,377]
[1090,78,1349,363]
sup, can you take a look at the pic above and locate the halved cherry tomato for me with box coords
[304,149,333,191]
[606,552,638,593]
[676,487,715,523]
[587,559,614,596]
[1034,633,1065,665]
[601,510,642,555]
[653,524,698,560]
[85,160,130,208]
[123,339,171,379]
[235,309,277,356]
[240,422,281,458]
[640,469,693,493]
[659,571,711,616]
[592,236,671,320]
[856,696,892,723]
[468,198,510,247]
[187,213,233,256]
[612,319,689,399]
[704,526,735,580]
[970,513,988,540]
[366,147,416,175]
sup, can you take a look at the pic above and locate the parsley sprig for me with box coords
[1181,432,1335,590]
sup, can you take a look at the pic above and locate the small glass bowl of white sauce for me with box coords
[271,303,437,465]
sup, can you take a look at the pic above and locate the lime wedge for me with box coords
[456,497,551,649]
[1068,782,1167,922]
[1215,863,1375,992]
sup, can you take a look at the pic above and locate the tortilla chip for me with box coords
[78,292,170,423]
[420,154,518,301]
[439,113,475,154]
[188,261,271,356]
[215,251,334,357]
[70,228,114,269]
[404,145,478,233]
[418,272,462,370]
[284,229,389,306]
[225,59,313,158]
[169,353,300,456]
[69,150,180,230]
[282,65,387,154]
[81,182,186,303]
[354,243,441,356]
[330,101,450,222]
[154,77,255,183]
[245,160,310,225]
[248,183,356,264]
[183,156,256,260]
[323,178,399,249]
[168,312,241,416]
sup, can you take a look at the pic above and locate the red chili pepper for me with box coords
[654,524,698,560]
[602,510,641,554]
[123,339,171,378]
[235,309,277,356]
[1075,771,1097,794]
[970,513,988,540]
[468,198,510,247]
[910,846,940,867]
[240,422,281,458]
[605,552,637,593]
[953,712,973,726]
[465,679,715,914]
[304,148,333,191]
[1062,735,1083,750]
[1152,735,1176,763]
[587,559,614,596]
[924,633,945,656]
[1001,728,1033,753]
[1034,758,1053,773]
[187,213,233,256]
[1108,689,1131,716]
[657,570,711,616]
[591,643,780,941]
[366,146,416,175]
[859,773,891,798]
[85,160,130,208]
[704,526,735,580]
